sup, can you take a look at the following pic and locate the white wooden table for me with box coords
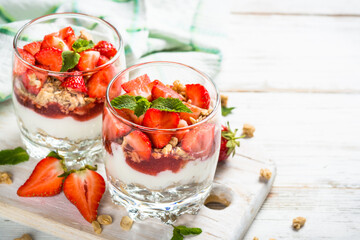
[1,0,360,239]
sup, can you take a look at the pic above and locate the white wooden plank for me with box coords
[232,0,360,15]
[218,15,360,92]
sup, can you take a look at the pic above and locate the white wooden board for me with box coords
[0,100,276,240]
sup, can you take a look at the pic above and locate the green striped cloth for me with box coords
[0,0,229,102]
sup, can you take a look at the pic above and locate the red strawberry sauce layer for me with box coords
[14,88,103,121]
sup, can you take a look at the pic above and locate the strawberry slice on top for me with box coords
[103,108,132,141]
[35,47,63,72]
[41,35,70,51]
[61,73,87,93]
[121,74,151,93]
[94,40,117,59]
[23,41,42,56]
[181,123,215,158]
[17,156,66,197]
[179,102,205,125]
[185,84,210,109]
[96,55,110,67]
[142,108,180,148]
[58,26,76,49]
[87,65,116,99]
[152,83,185,101]
[14,48,35,75]
[123,130,152,162]
[77,50,100,71]
[63,166,105,223]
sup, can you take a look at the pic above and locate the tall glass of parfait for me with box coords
[12,13,125,167]
[103,61,221,224]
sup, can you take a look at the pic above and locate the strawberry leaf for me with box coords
[72,39,95,53]
[0,147,29,165]
[61,51,80,72]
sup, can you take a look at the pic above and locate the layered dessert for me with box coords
[12,26,122,156]
[103,74,221,203]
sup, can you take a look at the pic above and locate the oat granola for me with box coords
[92,220,102,234]
[260,168,272,181]
[0,172,12,184]
[292,216,306,230]
[97,215,113,225]
[120,216,133,231]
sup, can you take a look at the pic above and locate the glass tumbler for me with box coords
[103,61,221,224]
[12,13,125,167]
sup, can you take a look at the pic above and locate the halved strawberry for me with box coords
[142,108,180,148]
[179,102,205,125]
[14,48,35,75]
[87,65,116,99]
[41,35,70,51]
[17,157,65,197]
[61,73,87,93]
[63,167,105,223]
[103,108,132,141]
[151,83,185,101]
[96,55,109,67]
[123,130,152,161]
[118,108,144,125]
[128,80,162,100]
[77,50,100,71]
[181,123,215,158]
[21,69,48,95]
[94,40,117,58]
[121,74,151,93]
[35,47,63,72]
[185,84,210,109]
[58,26,76,49]
[23,41,42,55]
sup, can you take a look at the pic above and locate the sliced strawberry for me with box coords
[128,80,162,100]
[181,123,215,158]
[116,108,144,125]
[94,40,117,58]
[152,83,185,101]
[14,48,35,75]
[123,130,152,161]
[142,108,180,148]
[87,65,116,99]
[175,119,189,141]
[35,47,63,72]
[77,50,100,71]
[58,26,76,49]
[96,55,109,67]
[179,102,205,125]
[21,69,47,95]
[17,157,65,197]
[41,35,70,51]
[185,84,210,109]
[63,167,105,223]
[121,74,151,93]
[61,73,87,93]
[103,108,132,141]
[23,41,42,55]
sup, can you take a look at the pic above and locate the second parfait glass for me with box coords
[103,61,221,224]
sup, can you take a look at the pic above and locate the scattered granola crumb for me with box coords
[97,215,112,225]
[120,216,133,231]
[253,237,259,240]
[169,137,179,147]
[0,172,12,184]
[162,144,173,155]
[14,233,32,240]
[221,95,228,107]
[92,220,102,234]
[293,216,306,230]
[260,168,272,181]
[243,123,255,138]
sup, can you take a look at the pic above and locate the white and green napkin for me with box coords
[0,0,229,102]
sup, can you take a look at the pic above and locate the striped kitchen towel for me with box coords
[0,0,230,102]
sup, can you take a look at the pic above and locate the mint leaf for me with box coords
[175,226,202,236]
[222,106,235,116]
[151,97,192,113]
[47,151,63,160]
[134,96,151,117]
[61,51,80,72]
[0,147,29,165]
[171,228,183,240]
[72,39,94,53]
[111,95,151,117]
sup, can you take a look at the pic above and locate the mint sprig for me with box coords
[0,147,29,165]
[111,95,192,117]
[222,106,235,116]
[72,39,94,53]
[171,225,202,240]
[61,51,80,72]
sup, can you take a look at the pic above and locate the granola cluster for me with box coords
[293,216,306,230]
[0,172,12,184]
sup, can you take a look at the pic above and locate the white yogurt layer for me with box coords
[13,97,102,141]
[104,142,218,190]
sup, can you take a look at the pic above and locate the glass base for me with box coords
[20,128,102,168]
[108,181,212,224]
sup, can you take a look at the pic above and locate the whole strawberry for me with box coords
[219,122,242,162]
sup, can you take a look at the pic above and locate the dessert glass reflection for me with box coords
[12,13,125,166]
[103,61,221,224]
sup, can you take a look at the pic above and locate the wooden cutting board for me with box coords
[0,101,276,240]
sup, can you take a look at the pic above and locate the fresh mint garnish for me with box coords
[171,225,202,240]
[222,106,235,116]
[47,151,63,160]
[0,147,29,165]
[61,51,80,72]
[111,95,192,117]
[72,39,94,53]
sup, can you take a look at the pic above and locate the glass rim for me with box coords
[105,61,220,132]
[13,12,124,76]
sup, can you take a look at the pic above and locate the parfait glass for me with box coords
[12,13,125,167]
[103,61,221,224]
